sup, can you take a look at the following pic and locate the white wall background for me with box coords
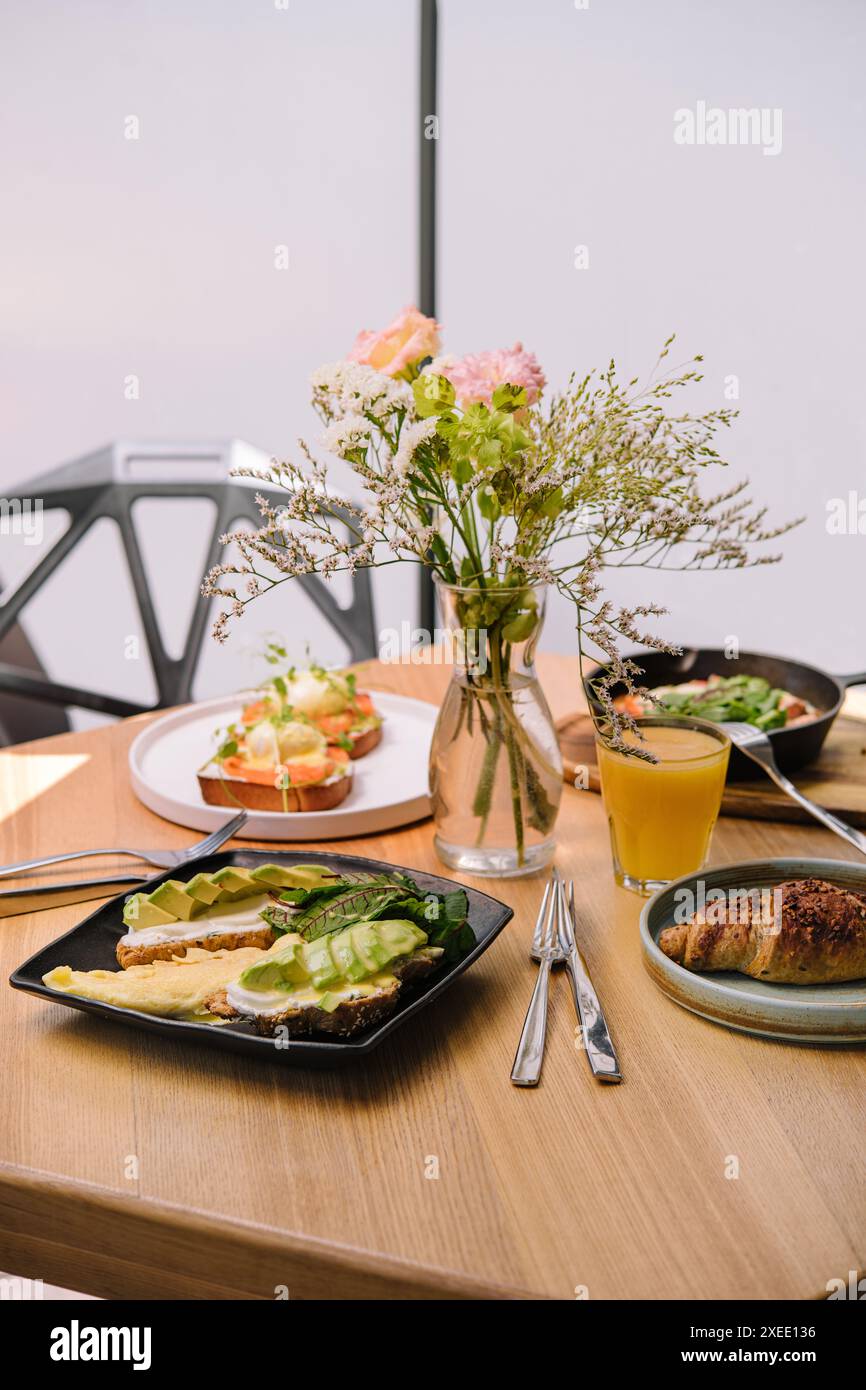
[439,0,866,675]
[1,0,864,730]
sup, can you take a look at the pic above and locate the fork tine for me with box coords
[531,880,552,953]
[544,884,558,950]
[191,823,239,855]
[542,883,559,952]
[182,812,247,859]
[553,878,581,956]
[209,811,248,843]
[549,867,565,944]
[554,877,570,953]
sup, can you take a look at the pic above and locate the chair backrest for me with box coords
[0,620,71,744]
[0,440,378,726]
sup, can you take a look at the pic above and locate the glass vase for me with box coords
[429,579,563,877]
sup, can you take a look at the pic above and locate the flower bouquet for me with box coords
[204,307,794,876]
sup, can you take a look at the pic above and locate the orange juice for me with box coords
[595,718,730,893]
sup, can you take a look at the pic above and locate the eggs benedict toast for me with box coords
[198,713,354,812]
[239,666,383,760]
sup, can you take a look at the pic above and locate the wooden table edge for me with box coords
[0,1163,545,1301]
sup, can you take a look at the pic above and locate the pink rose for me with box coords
[429,343,546,407]
[348,305,441,378]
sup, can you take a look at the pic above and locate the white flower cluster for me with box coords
[393,417,438,474]
[320,413,370,458]
[310,361,414,422]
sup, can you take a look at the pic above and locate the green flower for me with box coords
[491,382,528,413]
[412,373,456,417]
[442,404,517,475]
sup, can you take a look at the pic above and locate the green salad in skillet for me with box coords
[614,674,817,732]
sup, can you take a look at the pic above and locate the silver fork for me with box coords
[555,873,622,1083]
[721,721,866,858]
[0,810,249,880]
[510,880,565,1087]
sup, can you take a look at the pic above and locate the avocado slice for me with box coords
[185,872,222,906]
[376,919,428,960]
[122,893,176,931]
[210,866,259,900]
[316,991,341,1013]
[350,923,387,974]
[239,937,310,990]
[249,863,337,891]
[236,958,290,991]
[328,927,369,983]
[238,919,429,996]
[148,880,207,921]
[365,929,397,971]
[272,939,310,985]
[308,920,427,985]
[304,936,341,990]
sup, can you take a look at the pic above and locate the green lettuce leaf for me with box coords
[260,871,474,959]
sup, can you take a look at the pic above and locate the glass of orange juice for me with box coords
[595,716,730,895]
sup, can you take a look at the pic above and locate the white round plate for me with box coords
[128,691,436,841]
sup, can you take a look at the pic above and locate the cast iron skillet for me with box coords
[583,649,866,779]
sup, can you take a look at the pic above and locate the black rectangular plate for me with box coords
[9,850,513,1068]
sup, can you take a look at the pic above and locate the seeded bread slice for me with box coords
[117,924,276,970]
[203,949,442,1038]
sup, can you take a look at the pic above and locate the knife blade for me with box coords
[555,875,622,1083]
[0,873,148,918]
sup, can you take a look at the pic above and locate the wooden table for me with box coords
[1,655,864,1301]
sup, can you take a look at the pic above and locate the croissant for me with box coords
[658,877,866,985]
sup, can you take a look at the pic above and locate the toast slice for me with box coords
[117,923,276,969]
[197,764,353,813]
[203,949,441,1038]
[344,723,382,760]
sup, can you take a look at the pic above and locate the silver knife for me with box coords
[0,873,147,918]
[555,873,622,1083]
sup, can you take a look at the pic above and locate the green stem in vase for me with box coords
[523,753,558,834]
[488,628,526,864]
[472,698,502,842]
[452,684,468,744]
[503,719,525,866]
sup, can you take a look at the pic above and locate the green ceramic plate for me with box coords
[640,858,866,1043]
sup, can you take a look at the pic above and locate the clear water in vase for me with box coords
[429,582,563,877]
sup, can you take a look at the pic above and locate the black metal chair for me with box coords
[0,440,378,743]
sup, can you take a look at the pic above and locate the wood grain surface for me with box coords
[1,654,864,1301]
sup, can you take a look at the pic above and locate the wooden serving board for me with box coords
[556,710,866,827]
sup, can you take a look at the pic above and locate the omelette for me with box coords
[42,944,270,1020]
